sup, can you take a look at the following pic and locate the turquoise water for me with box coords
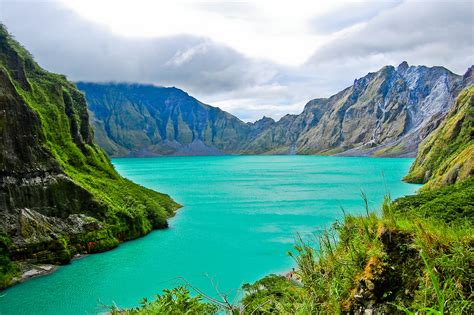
[0,156,418,314]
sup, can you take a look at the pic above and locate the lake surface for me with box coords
[0,156,419,314]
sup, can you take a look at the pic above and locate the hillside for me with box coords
[404,86,473,189]
[82,63,472,157]
[0,25,179,288]
[76,82,251,156]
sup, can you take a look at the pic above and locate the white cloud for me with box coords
[0,0,472,122]
[54,0,354,66]
[167,41,212,67]
[306,0,474,74]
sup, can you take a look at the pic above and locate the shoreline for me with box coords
[4,254,88,290]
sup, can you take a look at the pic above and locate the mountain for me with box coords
[245,62,472,157]
[0,25,179,288]
[404,85,473,189]
[81,63,472,158]
[76,82,252,156]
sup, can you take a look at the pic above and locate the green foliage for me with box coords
[240,188,473,313]
[241,274,304,314]
[0,234,19,288]
[110,286,217,315]
[392,176,474,224]
[405,86,473,189]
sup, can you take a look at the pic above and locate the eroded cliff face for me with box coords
[82,63,472,157]
[0,25,178,288]
[251,62,472,157]
[404,86,473,189]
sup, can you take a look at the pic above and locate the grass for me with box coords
[392,176,474,224]
[109,287,217,315]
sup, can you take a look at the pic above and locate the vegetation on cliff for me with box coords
[404,86,473,189]
[0,25,179,288]
[239,198,473,314]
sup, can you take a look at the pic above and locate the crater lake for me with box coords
[0,156,419,314]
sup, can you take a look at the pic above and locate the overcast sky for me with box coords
[1,0,473,121]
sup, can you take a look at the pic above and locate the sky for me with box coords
[0,0,473,121]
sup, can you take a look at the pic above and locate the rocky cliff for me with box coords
[0,25,179,288]
[247,62,472,156]
[404,85,473,189]
[82,63,472,157]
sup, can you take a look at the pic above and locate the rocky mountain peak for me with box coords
[397,61,409,72]
[462,65,474,87]
[256,116,275,124]
[250,116,276,132]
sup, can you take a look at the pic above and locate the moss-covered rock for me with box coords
[405,86,473,189]
[0,25,180,289]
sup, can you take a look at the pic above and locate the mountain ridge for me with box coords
[80,62,473,158]
[77,82,251,156]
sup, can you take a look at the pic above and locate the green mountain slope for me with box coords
[404,86,473,190]
[77,82,252,156]
[0,25,179,288]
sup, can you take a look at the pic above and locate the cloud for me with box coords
[0,0,280,96]
[192,1,259,20]
[167,42,212,67]
[0,0,472,123]
[309,1,402,34]
[307,1,474,74]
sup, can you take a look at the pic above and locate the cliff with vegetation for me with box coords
[404,86,473,189]
[82,63,472,158]
[0,25,179,289]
